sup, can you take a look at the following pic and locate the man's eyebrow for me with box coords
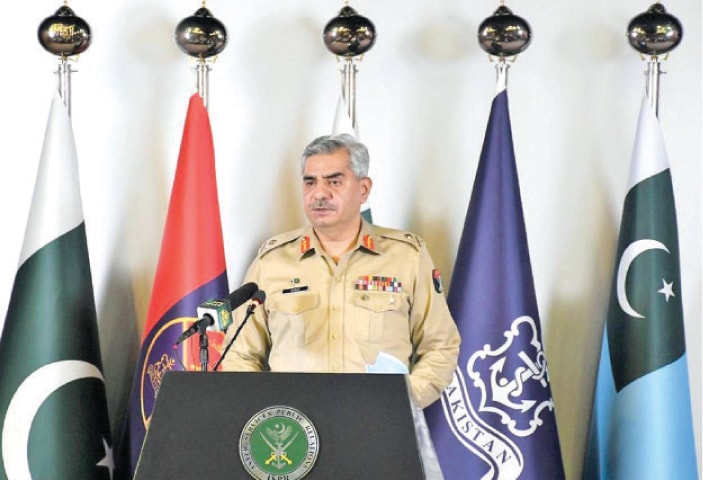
[322,172,344,180]
[302,171,345,181]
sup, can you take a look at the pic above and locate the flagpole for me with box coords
[323,4,376,130]
[644,58,662,117]
[195,60,212,110]
[496,59,509,92]
[341,58,358,127]
[174,3,227,371]
[38,4,92,116]
[56,59,73,115]
[626,3,683,117]
[175,3,228,111]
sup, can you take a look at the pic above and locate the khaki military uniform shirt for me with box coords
[220,220,460,408]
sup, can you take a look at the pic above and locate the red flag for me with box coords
[119,94,229,476]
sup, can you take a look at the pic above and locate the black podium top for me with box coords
[134,371,425,479]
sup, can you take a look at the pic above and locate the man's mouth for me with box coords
[312,202,335,212]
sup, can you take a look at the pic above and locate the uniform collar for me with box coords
[297,219,381,260]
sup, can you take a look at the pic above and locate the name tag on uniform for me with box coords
[282,286,309,294]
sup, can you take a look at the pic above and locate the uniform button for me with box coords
[335,275,342,282]
[292,306,299,313]
[332,364,341,372]
[331,333,339,340]
[332,306,340,312]
[375,304,381,310]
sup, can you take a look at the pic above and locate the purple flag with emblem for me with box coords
[425,88,565,479]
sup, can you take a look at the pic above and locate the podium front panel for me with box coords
[134,371,425,479]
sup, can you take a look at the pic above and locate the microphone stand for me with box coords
[197,320,210,372]
[212,302,257,371]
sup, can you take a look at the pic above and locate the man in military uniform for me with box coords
[220,133,460,409]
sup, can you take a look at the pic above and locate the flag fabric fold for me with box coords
[425,88,565,479]
[583,97,698,479]
[0,95,113,479]
[120,93,229,476]
[332,91,358,138]
[331,91,371,223]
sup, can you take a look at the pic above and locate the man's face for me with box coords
[302,148,371,233]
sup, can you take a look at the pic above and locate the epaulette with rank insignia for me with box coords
[376,227,423,251]
[257,229,304,258]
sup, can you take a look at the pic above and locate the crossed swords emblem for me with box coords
[261,423,299,469]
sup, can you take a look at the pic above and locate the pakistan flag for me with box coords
[583,97,698,479]
[0,96,113,479]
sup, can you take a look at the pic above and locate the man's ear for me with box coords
[360,177,372,201]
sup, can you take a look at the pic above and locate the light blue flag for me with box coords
[583,97,698,479]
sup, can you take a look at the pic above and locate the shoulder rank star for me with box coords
[432,268,444,293]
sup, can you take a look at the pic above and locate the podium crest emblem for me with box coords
[239,405,319,480]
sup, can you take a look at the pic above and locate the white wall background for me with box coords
[0,1,700,478]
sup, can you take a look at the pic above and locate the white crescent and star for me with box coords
[616,238,670,318]
[1,360,114,480]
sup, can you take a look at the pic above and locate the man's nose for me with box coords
[311,183,331,199]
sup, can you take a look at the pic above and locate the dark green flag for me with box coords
[0,96,113,480]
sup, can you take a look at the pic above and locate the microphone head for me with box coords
[227,282,258,309]
[251,290,266,304]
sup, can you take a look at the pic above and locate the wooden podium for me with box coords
[134,371,426,479]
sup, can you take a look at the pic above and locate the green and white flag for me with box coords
[0,95,113,480]
[584,96,698,479]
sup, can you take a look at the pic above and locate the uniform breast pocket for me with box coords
[267,292,320,347]
[353,291,406,344]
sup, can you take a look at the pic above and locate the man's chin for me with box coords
[310,218,335,229]
[308,210,336,223]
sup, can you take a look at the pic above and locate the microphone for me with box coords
[248,290,266,309]
[213,289,266,370]
[174,282,258,345]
